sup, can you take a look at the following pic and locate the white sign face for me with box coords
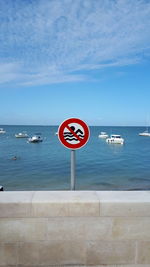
[63,123,85,144]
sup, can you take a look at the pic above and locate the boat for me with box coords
[106,134,124,144]
[139,117,150,136]
[0,185,4,191]
[15,132,28,138]
[139,128,150,136]
[139,131,150,136]
[28,135,43,143]
[0,128,6,134]
[98,132,108,138]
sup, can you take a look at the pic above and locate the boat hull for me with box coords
[98,135,108,138]
[139,133,150,136]
[28,140,43,143]
[106,138,124,144]
[15,135,28,138]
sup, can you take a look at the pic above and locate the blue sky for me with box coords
[0,0,150,126]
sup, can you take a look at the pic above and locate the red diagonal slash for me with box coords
[65,125,83,142]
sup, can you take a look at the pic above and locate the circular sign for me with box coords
[58,118,90,149]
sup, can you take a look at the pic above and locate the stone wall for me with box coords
[0,191,150,266]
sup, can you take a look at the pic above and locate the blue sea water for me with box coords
[0,125,150,191]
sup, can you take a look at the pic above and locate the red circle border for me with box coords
[58,118,90,149]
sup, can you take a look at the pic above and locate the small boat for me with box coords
[106,134,124,144]
[98,132,108,138]
[0,185,4,191]
[15,132,28,138]
[139,129,150,136]
[139,131,150,136]
[0,128,6,134]
[28,135,43,143]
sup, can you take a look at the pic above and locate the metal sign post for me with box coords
[71,150,76,190]
[58,118,90,191]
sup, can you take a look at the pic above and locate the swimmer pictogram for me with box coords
[58,118,90,149]
[64,126,84,142]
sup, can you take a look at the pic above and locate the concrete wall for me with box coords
[0,191,150,267]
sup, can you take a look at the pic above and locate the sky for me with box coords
[0,0,150,126]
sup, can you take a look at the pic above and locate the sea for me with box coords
[0,125,150,191]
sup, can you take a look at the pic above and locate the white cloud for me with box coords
[0,0,150,86]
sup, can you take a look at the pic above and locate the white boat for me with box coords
[139,131,150,136]
[139,128,150,136]
[98,132,108,138]
[139,117,150,136]
[28,135,43,143]
[106,134,124,144]
[0,128,6,134]
[15,132,28,138]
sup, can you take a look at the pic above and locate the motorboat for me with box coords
[28,135,43,143]
[15,132,28,138]
[106,134,124,144]
[98,132,108,138]
[0,128,6,134]
[0,185,4,191]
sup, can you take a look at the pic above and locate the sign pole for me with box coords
[71,149,76,190]
[58,118,90,191]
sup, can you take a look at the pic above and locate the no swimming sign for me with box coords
[58,118,90,190]
[58,118,90,149]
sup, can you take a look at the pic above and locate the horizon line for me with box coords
[0,124,148,127]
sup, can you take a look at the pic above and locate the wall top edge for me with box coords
[0,190,150,203]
